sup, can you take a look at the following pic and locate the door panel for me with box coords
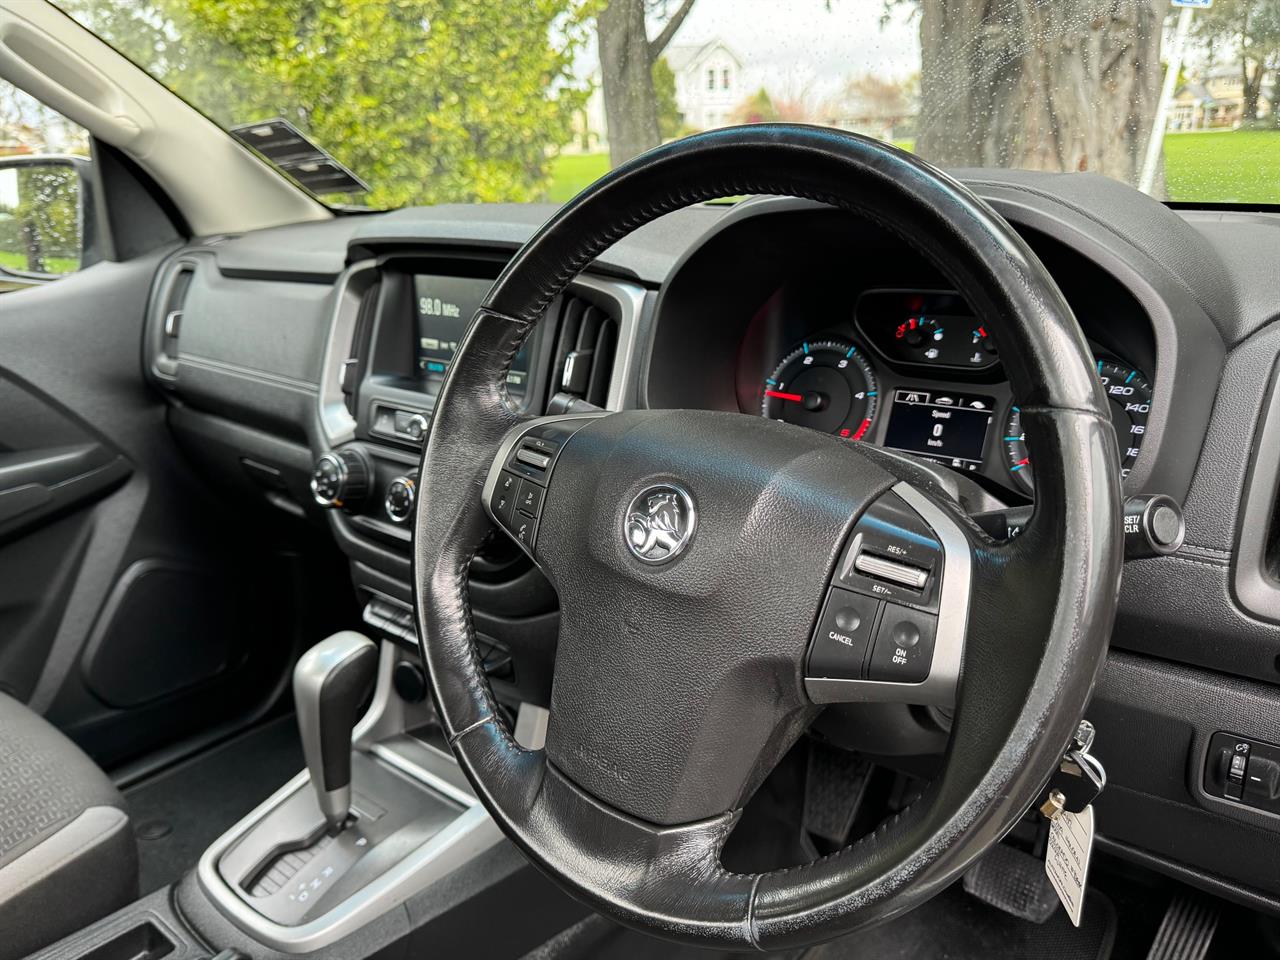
[0,253,328,770]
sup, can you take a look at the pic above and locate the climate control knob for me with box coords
[310,449,371,509]
[385,474,417,523]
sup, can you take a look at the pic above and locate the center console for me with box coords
[306,250,646,709]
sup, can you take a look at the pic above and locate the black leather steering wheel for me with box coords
[413,125,1123,950]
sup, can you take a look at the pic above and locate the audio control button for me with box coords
[516,480,543,517]
[491,472,520,527]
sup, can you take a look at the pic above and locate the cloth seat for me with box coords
[0,693,137,959]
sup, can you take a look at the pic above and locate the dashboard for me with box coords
[141,172,1280,908]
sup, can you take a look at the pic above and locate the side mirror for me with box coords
[0,155,91,281]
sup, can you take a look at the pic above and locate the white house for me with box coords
[665,40,744,131]
[572,38,744,153]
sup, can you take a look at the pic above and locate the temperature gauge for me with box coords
[856,289,1000,370]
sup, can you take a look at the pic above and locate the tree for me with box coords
[597,0,696,165]
[837,73,916,138]
[61,0,594,208]
[912,0,1165,190]
[731,89,780,125]
[652,56,683,140]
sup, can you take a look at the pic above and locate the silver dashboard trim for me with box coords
[317,258,377,447]
[805,481,972,707]
[369,742,478,809]
[567,273,647,411]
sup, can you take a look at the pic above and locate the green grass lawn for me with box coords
[0,249,78,275]
[1163,129,1280,204]
[550,130,1280,206]
[547,153,610,203]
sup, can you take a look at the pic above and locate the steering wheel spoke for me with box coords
[804,482,973,708]
[482,413,607,557]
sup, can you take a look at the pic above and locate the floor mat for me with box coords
[125,715,303,894]
[807,884,1116,960]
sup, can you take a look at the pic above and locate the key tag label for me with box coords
[1045,804,1095,927]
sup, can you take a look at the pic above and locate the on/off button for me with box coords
[807,588,881,681]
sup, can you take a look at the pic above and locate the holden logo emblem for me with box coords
[624,484,696,564]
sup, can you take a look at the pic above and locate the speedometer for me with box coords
[761,338,879,439]
[1003,357,1152,493]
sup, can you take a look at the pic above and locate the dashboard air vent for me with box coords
[552,294,617,409]
[162,265,194,342]
[149,257,200,384]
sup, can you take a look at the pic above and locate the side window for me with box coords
[706,68,715,91]
[0,80,92,289]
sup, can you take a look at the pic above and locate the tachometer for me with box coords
[761,338,879,439]
[1003,358,1152,493]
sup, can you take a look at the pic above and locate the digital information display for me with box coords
[883,388,994,470]
[414,276,527,396]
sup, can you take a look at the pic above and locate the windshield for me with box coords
[52,0,1280,208]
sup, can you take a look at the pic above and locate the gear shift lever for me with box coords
[293,631,378,833]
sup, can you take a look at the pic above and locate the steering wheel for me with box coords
[413,125,1122,950]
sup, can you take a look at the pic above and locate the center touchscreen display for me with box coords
[883,388,994,470]
[414,275,527,396]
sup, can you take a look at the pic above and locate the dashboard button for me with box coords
[867,605,937,684]
[1244,756,1280,805]
[807,588,880,681]
[491,471,520,526]
[405,412,430,441]
[516,480,543,517]
[385,475,417,523]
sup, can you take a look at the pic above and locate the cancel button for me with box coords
[806,587,881,681]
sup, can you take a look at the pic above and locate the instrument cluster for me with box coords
[747,288,1152,498]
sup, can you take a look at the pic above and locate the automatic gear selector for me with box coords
[293,631,379,832]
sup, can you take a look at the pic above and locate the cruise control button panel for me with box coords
[805,485,963,703]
